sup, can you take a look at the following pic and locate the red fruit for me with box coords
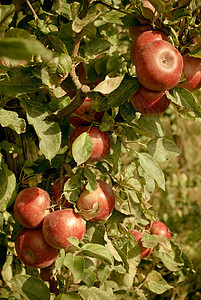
[130,230,153,258]
[135,40,183,91]
[67,97,104,127]
[69,126,110,163]
[77,180,115,221]
[42,209,86,249]
[14,187,51,229]
[51,177,72,209]
[130,30,168,64]
[15,228,59,268]
[181,55,201,91]
[129,85,170,115]
[146,221,171,239]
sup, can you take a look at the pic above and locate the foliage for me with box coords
[0,0,201,299]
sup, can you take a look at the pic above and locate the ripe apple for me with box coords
[69,126,110,163]
[129,85,170,115]
[67,96,105,127]
[14,187,51,229]
[42,208,86,249]
[15,228,59,268]
[129,24,151,41]
[135,39,183,91]
[179,55,201,91]
[130,229,153,258]
[146,221,171,239]
[51,177,72,209]
[77,180,115,221]
[130,30,168,64]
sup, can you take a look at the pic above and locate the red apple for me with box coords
[130,30,168,64]
[0,59,5,66]
[67,96,105,127]
[42,208,86,249]
[15,228,59,268]
[129,24,151,41]
[129,85,170,115]
[135,39,183,91]
[179,55,201,91]
[146,221,171,239]
[14,187,51,229]
[77,180,115,221]
[69,126,110,163]
[51,177,72,209]
[130,229,153,258]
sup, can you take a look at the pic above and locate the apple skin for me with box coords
[77,180,115,222]
[51,177,72,209]
[42,208,86,249]
[69,126,110,163]
[14,187,51,229]
[135,39,183,91]
[130,30,168,64]
[129,24,151,41]
[129,85,170,115]
[15,228,59,269]
[67,97,105,127]
[146,221,171,239]
[130,230,153,258]
[178,55,201,91]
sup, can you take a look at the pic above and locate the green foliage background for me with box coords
[0,0,201,299]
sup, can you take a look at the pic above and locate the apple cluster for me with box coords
[130,221,171,258]
[129,28,184,115]
[14,173,115,269]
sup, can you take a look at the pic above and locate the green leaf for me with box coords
[81,243,114,265]
[72,12,98,33]
[145,270,173,294]
[120,101,136,123]
[141,233,158,248]
[0,4,15,34]
[72,132,93,165]
[172,88,201,119]
[138,153,165,190]
[99,113,115,132]
[0,66,43,97]
[147,0,165,13]
[84,167,98,193]
[147,137,181,162]
[137,115,166,137]
[0,38,53,62]
[107,76,140,109]
[64,253,84,282]
[93,75,124,94]
[52,0,72,20]
[22,99,61,161]
[0,108,26,134]
[81,269,96,287]
[83,38,111,57]
[10,274,50,300]
[78,286,115,300]
[0,162,17,212]
[56,294,81,300]
[49,53,72,74]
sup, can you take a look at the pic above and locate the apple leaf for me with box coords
[147,137,181,162]
[0,38,53,62]
[0,162,17,212]
[56,294,81,300]
[78,201,99,220]
[64,253,84,282]
[84,167,98,192]
[22,98,61,161]
[72,12,98,33]
[138,153,165,190]
[72,132,93,165]
[78,286,116,300]
[93,75,124,94]
[0,4,15,33]
[106,76,140,109]
[136,115,166,137]
[0,108,26,134]
[147,0,165,13]
[81,243,114,265]
[10,274,50,300]
[172,88,201,119]
[145,270,173,294]
[83,38,111,57]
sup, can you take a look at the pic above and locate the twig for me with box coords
[26,0,38,20]
[95,0,136,17]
